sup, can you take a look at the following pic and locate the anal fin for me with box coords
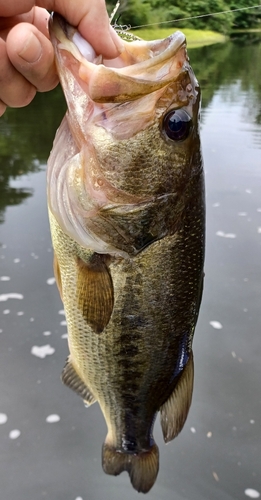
[160,352,194,443]
[61,356,96,406]
[76,253,114,334]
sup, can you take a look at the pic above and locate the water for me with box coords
[0,38,260,500]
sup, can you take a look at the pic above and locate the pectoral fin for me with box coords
[160,352,194,443]
[76,254,114,334]
[61,356,96,406]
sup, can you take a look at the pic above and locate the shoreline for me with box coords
[130,28,226,47]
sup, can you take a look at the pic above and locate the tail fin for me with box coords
[102,443,159,494]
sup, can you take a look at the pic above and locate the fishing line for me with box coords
[131,5,261,30]
[109,0,121,23]
[110,3,261,30]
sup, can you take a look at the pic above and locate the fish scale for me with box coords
[48,12,205,494]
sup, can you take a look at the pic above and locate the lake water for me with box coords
[0,37,260,500]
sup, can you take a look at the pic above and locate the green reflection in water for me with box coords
[190,35,261,118]
[0,87,66,223]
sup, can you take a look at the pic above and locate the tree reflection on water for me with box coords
[0,87,66,223]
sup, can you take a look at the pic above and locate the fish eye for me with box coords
[162,109,192,141]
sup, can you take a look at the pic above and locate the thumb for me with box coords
[39,0,124,58]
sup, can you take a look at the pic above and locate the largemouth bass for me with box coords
[48,13,205,494]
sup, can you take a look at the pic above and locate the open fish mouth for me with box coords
[49,13,188,103]
[50,12,187,63]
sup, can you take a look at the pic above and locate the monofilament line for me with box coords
[130,5,261,30]
[110,0,121,24]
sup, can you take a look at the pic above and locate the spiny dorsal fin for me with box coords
[61,356,96,406]
[76,254,114,334]
[160,352,194,443]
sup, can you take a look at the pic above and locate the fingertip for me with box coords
[18,32,43,64]
[6,24,43,64]
[78,24,124,59]
[0,100,7,117]
[6,23,58,92]
[78,16,124,59]
[109,26,125,54]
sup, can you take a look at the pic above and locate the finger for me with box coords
[78,13,124,59]
[6,22,58,92]
[0,37,36,108]
[0,100,7,117]
[37,0,124,58]
[1,1,124,58]
[0,8,49,39]
[0,1,35,17]
[31,6,50,39]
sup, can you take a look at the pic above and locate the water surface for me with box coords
[0,38,260,500]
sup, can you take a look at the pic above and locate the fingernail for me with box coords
[18,32,42,63]
[109,26,125,53]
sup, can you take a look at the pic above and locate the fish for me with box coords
[47,13,205,494]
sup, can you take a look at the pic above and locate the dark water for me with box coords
[0,38,260,500]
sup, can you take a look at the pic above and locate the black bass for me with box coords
[48,13,205,494]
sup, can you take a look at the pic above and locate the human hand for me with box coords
[0,0,124,116]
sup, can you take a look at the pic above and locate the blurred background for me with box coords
[0,15,260,500]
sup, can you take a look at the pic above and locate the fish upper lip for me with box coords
[49,12,187,72]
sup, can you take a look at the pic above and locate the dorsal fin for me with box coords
[76,254,114,334]
[61,356,96,406]
[160,352,194,442]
